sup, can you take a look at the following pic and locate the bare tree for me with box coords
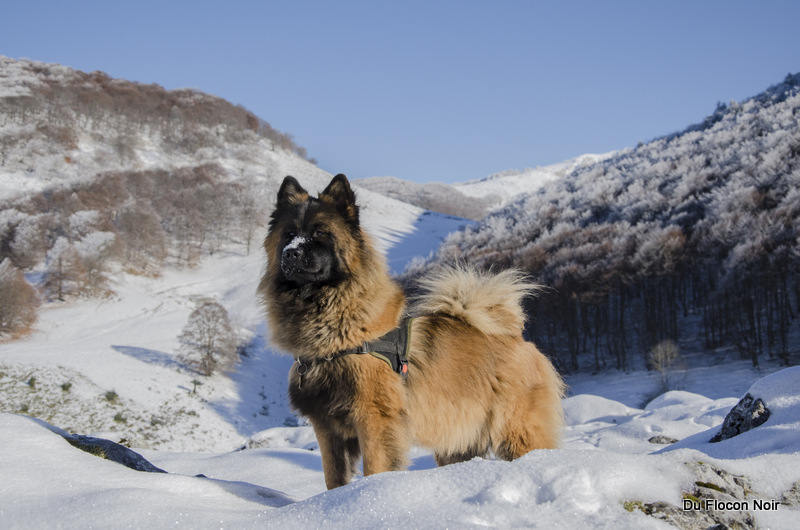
[177,301,239,376]
[44,238,86,301]
[115,203,166,275]
[648,340,685,394]
[0,258,40,337]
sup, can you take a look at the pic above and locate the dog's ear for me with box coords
[321,174,359,223]
[277,176,309,207]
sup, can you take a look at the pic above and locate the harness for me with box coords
[295,316,414,386]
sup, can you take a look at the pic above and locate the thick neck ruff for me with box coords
[295,316,414,383]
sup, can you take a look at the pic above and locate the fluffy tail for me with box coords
[412,266,541,336]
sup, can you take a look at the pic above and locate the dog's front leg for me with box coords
[352,364,410,477]
[313,422,359,489]
[356,412,409,476]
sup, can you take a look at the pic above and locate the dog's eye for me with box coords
[313,229,329,239]
[285,231,296,240]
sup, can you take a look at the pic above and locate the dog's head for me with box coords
[265,174,365,290]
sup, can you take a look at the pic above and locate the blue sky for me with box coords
[2,1,799,183]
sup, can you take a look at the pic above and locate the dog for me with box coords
[258,174,565,489]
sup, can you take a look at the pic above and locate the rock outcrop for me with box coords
[710,393,771,443]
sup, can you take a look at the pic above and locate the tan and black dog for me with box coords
[258,174,565,489]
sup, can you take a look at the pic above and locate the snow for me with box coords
[282,236,307,253]
[2,367,798,528]
[659,366,800,460]
[383,211,473,275]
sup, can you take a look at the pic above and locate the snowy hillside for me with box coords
[356,152,616,221]
[454,151,616,207]
[0,56,444,335]
[354,176,490,220]
[0,56,318,201]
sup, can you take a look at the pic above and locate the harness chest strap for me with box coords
[294,316,414,384]
[355,315,414,377]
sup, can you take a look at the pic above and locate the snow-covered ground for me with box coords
[1,187,799,529]
[2,365,798,529]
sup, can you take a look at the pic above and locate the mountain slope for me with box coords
[411,73,800,373]
[454,152,616,207]
[0,56,316,201]
[0,57,435,317]
[355,176,490,220]
[355,152,616,220]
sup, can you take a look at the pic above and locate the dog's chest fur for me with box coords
[288,360,359,428]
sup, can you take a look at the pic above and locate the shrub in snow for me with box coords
[0,258,40,337]
[0,210,48,270]
[178,301,239,376]
[648,340,685,394]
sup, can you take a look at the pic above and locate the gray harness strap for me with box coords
[296,316,414,380]
[341,316,414,377]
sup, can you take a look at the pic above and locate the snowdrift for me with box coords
[1,367,798,529]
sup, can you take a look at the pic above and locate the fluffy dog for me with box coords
[258,174,564,489]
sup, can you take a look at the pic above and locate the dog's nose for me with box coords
[283,246,304,261]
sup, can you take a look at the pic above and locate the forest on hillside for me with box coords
[0,57,312,169]
[0,165,269,335]
[406,74,800,373]
[0,58,312,337]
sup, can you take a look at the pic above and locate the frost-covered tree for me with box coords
[115,203,166,275]
[44,237,86,301]
[74,231,117,295]
[67,210,102,240]
[177,301,239,376]
[9,213,48,269]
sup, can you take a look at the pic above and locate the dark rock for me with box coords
[648,435,679,445]
[710,393,770,443]
[63,434,167,473]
